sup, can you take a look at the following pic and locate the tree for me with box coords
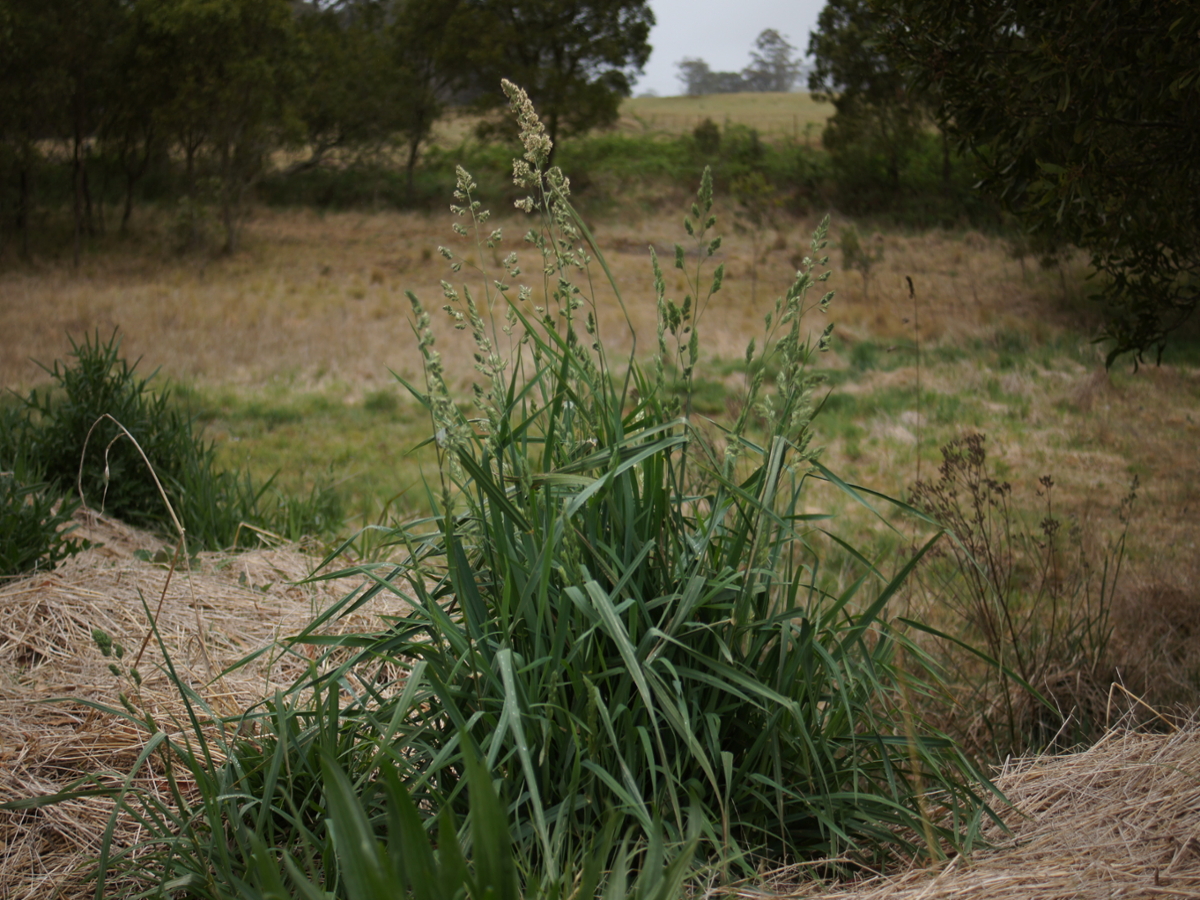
[0,0,64,258]
[676,57,713,96]
[288,1,461,202]
[136,0,298,253]
[389,0,462,199]
[677,30,799,97]
[741,29,801,93]
[808,0,929,195]
[40,0,128,264]
[454,0,654,157]
[876,0,1200,363]
[676,57,745,95]
[100,12,166,234]
[0,0,127,261]
[290,4,404,173]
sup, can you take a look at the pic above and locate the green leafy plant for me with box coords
[1,405,87,577]
[292,80,997,879]
[0,471,86,577]
[11,330,340,548]
[10,620,694,900]
[249,746,697,900]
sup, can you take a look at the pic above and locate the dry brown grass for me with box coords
[2,204,1194,576]
[757,725,1200,900]
[617,92,832,140]
[0,208,1085,391]
[0,511,408,900]
[427,92,834,147]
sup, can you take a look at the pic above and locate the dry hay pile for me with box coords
[778,726,1200,900]
[0,511,410,900]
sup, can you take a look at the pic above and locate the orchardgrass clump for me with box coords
[69,82,1000,898]
[289,81,998,878]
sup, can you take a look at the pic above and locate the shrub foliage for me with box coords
[6,331,339,550]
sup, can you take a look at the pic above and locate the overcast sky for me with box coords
[637,0,826,96]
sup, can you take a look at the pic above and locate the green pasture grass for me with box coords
[180,322,1197,579]
[176,381,439,533]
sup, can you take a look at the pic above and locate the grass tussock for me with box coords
[2,81,1008,900]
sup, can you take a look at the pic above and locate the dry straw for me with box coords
[762,726,1200,900]
[0,510,408,900]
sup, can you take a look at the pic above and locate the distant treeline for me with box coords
[0,0,998,264]
[675,30,806,96]
[0,0,655,258]
[265,117,995,232]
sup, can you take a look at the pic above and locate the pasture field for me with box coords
[2,196,1198,705]
[4,180,1200,899]
[618,91,832,139]
[431,90,833,146]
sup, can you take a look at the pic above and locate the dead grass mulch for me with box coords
[0,511,408,900]
[741,727,1200,900]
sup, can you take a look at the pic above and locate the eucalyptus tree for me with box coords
[742,29,802,93]
[290,2,404,173]
[135,0,298,252]
[875,0,1200,362]
[453,0,655,158]
[0,0,60,257]
[390,0,462,198]
[808,0,930,196]
[0,0,124,259]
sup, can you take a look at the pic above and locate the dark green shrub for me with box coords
[24,331,189,529]
[692,117,721,156]
[2,388,85,577]
[14,331,340,548]
[0,473,85,577]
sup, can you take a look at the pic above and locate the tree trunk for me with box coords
[184,141,199,250]
[406,133,421,203]
[73,128,84,268]
[82,149,95,236]
[941,129,952,194]
[17,166,30,259]
[220,141,236,254]
[122,173,136,233]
